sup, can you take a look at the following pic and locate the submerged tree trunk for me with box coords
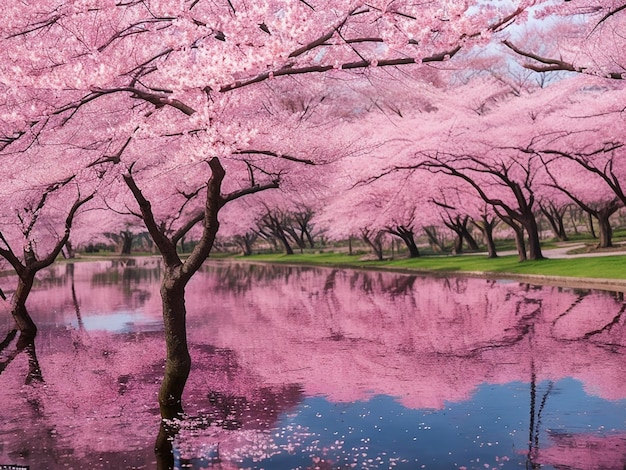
[123,157,279,462]
[12,271,38,339]
[0,193,94,339]
[159,271,191,419]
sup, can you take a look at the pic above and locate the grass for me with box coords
[235,251,626,281]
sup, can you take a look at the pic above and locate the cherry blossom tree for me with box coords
[514,79,626,247]
[0,1,545,451]
[0,143,102,337]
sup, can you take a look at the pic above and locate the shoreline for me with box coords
[224,257,626,294]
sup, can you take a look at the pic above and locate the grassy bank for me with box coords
[235,252,626,281]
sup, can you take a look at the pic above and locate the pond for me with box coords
[1,259,626,469]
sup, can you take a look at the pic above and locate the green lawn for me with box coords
[236,252,626,280]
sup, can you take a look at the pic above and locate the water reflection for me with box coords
[1,259,625,469]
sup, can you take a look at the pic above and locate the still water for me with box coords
[1,258,626,469]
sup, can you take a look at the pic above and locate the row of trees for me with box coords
[1,0,624,460]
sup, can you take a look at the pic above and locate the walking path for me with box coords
[499,242,626,259]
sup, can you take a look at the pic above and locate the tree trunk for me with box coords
[459,219,479,251]
[568,206,580,235]
[452,234,463,254]
[304,228,315,249]
[387,225,420,258]
[424,226,446,252]
[500,216,527,262]
[473,217,498,258]
[11,272,37,339]
[235,236,253,256]
[278,230,294,255]
[18,335,44,384]
[120,230,133,255]
[587,212,597,238]
[540,203,568,241]
[361,229,384,260]
[484,226,498,258]
[63,240,75,259]
[514,228,527,262]
[523,215,544,260]
[158,270,191,419]
[596,212,614,248]
[400,233,420,258]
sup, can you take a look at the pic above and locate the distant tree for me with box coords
[361,227,385,261]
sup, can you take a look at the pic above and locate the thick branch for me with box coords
[92,87,197,115]
[34,192,95,270]
[171,211,203,246]
[222,181,279,205]
[220,47,461,93]
[502,40,579,73]
[0,232,24,275]
[233,149,316,165]
[122,168,181,265]
[181,157,225,278]
[503,40,624,79]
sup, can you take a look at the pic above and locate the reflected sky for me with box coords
[239,378,626,469]
[1,259,625,469]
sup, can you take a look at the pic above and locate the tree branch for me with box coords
[233,149,316,165]
[220,47,461,93]
[34,192,95,270]
[222,181,279,205]
[502,39,624,79]
[122,166,181,266]
[181,157,225,279]
[92,87,197,115]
